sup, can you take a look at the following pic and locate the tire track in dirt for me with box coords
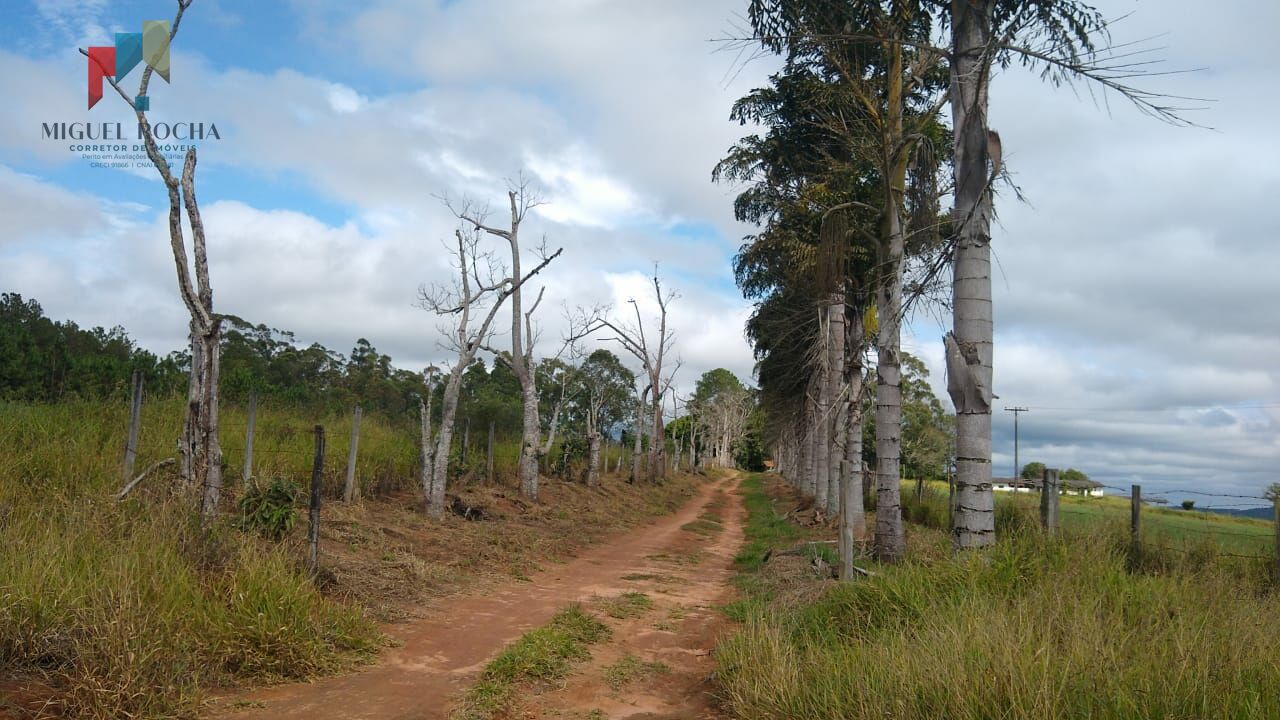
[213,474,744,720]
[515,473,745,720]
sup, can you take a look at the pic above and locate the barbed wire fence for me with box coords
[1040,475,1280,571]
[115,378,383,577]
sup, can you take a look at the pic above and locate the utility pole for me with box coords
[1004,406,1029,479]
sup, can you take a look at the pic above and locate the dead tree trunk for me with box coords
[122,369,143,485]
[430,371,463,517]
[487,421,496,483]
[455,185,561,503]
[83,5,222,518]
[343,404,362,502]
[591,270,678,484]
[630,387,647,483]
[420,227,559,519]
[419,386,435,505]
[586,431,601,488]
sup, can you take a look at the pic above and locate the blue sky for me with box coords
[1,0,1278,499]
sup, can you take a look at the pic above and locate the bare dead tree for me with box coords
[695,384,753,469]
[450,180,562,502]
[581,365,607,488]
[538,358,571,458]
[418,366,440,509]
[81,0,226,518]
[630,384,649,483]
[669,393,684,472]
[589,270,678,483]
[418,226,559,519]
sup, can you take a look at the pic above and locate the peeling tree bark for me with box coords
[874,203,906,563]
[948,0,997,549]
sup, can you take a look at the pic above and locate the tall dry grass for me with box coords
[718,474,1280,720]
[0,398,388,718]
[0,397,682,717]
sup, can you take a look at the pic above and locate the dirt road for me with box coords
[215,473,744,720]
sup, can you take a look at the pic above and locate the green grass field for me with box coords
[907,480,1276,559]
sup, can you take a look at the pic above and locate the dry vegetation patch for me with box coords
[0,399,700,719]
[717,474,1280,720]
[318,476,697,620]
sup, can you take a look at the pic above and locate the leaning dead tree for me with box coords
[451,182,562,502]
[418,226,558,519]
[82,0,224,518]
[590,271,678,483]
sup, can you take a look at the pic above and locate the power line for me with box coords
[1018,402,1280,413]
[1004,406,1029,478]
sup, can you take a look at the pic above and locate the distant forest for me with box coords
[0,292,636,443]
[0,292,961,477]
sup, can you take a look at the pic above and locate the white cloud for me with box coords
[326,83,367,114]
[1,0,1277,499]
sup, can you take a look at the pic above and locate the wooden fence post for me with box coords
[242,392,257,483]
[343,405,361,502]
[122,369,143,484]
[947,470,955,530]
[1273,496,1279,578]
[1040,467,1060,534]
[1130,484,1142,566]
[487,422,495,483]
[308,425,325,576]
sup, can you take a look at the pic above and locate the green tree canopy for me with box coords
[1020,461,1046,480]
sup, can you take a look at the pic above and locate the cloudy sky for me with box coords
[0,0,1276,502]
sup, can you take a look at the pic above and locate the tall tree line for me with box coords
[723,0,1160,564]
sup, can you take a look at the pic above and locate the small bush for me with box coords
[237,477,300,541]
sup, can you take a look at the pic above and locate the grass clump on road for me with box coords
[601,591,654,619]
[717,473,1280,720]
[680,517,723,536]
[453,605,610,720]
[603,653,670,691]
